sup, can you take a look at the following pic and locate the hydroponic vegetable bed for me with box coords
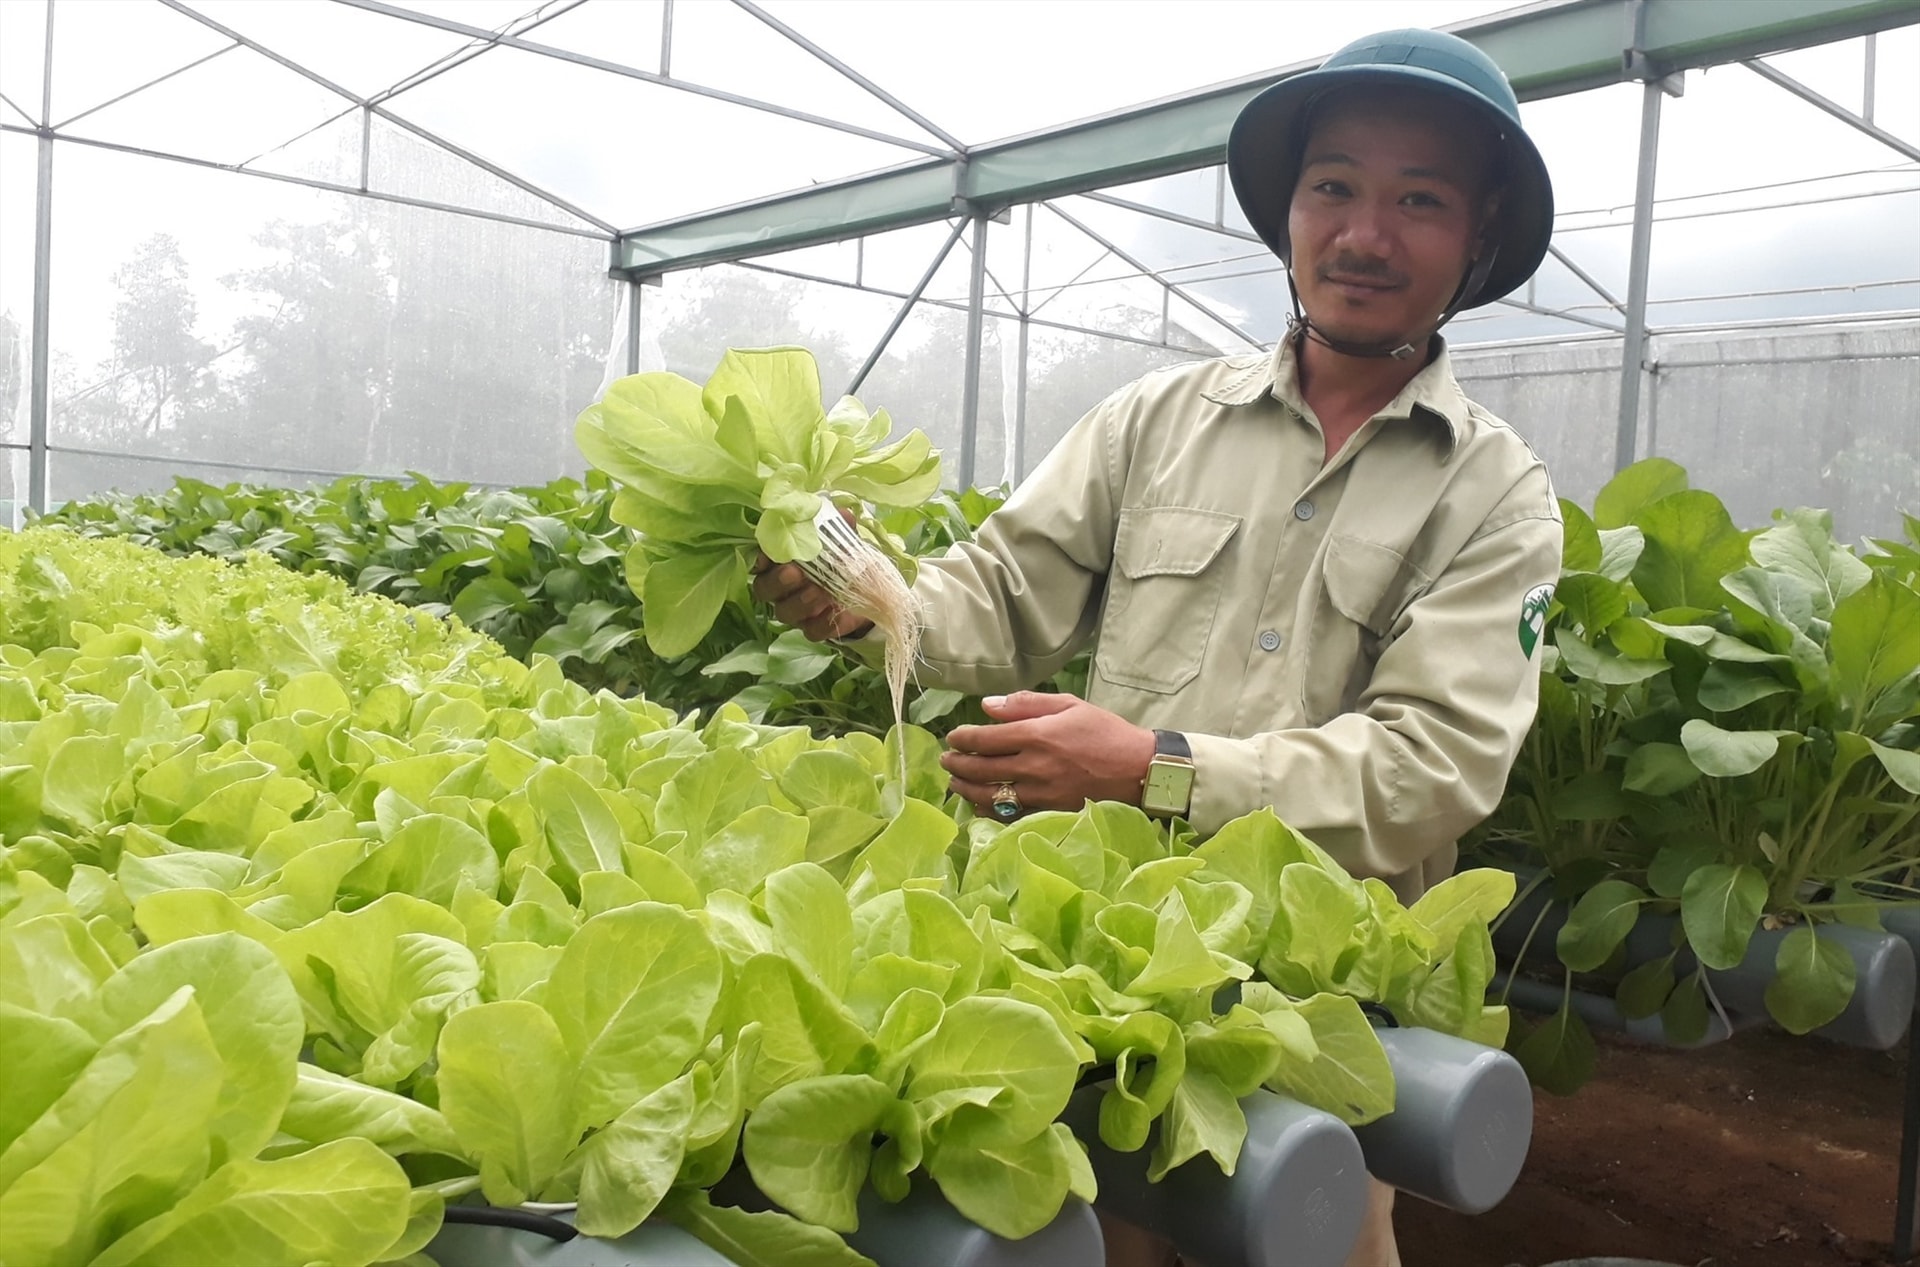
[0,525,1522,1267]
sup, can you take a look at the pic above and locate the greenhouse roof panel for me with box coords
[615,0,1920,277]
[182,0,482,101]
[752,0,1518,147]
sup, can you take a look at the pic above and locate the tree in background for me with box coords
[51,234,227,454]
[213,216,397,476]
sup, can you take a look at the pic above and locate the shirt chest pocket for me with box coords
[1303,533,1429,722]
[1095,507,1241,695]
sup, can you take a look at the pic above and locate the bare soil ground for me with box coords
[1398,1027,1911,1267]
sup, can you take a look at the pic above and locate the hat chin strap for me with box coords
[1285,247,1500,361]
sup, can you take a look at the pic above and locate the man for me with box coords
[756,28,1560,1267]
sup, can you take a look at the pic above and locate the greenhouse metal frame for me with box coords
[3,0,1918,506]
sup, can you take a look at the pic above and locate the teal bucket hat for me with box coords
[1227,28,1554,311]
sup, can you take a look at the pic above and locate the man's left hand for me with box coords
[941,692,1156,819]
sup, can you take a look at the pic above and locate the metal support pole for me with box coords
[27,3,55,515]
[1615,78,1663,473]
[1011,207,1034,487]
[1864,32,1877,125]
[660,0,674,77]
[958,213,989,490]
[848,218,969,397]
[1743,58,1920,165]
[626,280,643,375]
[1896,1020,1920,1260]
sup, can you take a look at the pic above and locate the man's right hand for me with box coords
[750,555,875,643]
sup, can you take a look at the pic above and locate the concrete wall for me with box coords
[1452,316,1920,542]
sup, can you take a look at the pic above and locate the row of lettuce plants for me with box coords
[35,470,1020,737]
[0,527,1510,1266]
[1465,459,1920,1087]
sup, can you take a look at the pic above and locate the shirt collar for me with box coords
[1202,334,1469,455]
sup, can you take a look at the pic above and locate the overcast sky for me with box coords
[2,0,1916,389]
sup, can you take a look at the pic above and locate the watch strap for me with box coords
[1153,729,1193,760]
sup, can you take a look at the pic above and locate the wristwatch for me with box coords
[1140,729,1196,819]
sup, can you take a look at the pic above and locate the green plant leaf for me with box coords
[1830,573,1920,733]
[1597,526,1646,582]
[1616,956,1676,1020]
[743,1074,897,1232]
[1660,971,1711,1045]
[436,1000,575,1206]
[1556,880,1646,973]
[546,903,723,1135]
[688,804,811,898]
[923,1124,1076,1240]
[1750,507,1872,617]
[572,1071,697,1237]
[1647,842,1718,900]
[1554,631,1668,686]
[0,1005,98,1157]
[764,861,853,997]
[0,986,224,1265]
[1621,743,1702,795]
[1696,662,1793,713]
[451,576,527,627]
[1559,499,1601,572]
[1631,490,1750,613]
[662,1188,878,1267]
[1256,992,1395,1125]
[1764,926,1857,1035]
[1593,457,1688,530]
[1868,739,1920,795]
[340,813,498,909]
[1147,1068,1245,1181]
[1512,1003,1596,1096]
[905,995,1078,1151]
[1679,718,1787,778]
[86,933,303,1169]
[642,548,741,659]
[89,1139,411,1267]
[1679,863,1768,971]
[727,953,873,1103]
[279,1063,462,1156]
[1555,572,1628,635]
[527,762,628,895]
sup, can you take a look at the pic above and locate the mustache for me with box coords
[1319,256,1406,286]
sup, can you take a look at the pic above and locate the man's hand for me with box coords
[750,555,874,643]
[941,691,1157,818]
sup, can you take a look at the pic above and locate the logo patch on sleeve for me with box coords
[1519,584,1555,659]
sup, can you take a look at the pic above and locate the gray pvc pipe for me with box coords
[1495,972,1754,1049]
[1706,921,1914,1050]
[426,1212,737,1265]
[1354,1027,1533,1215]
[1492,866,1915,1049]
[1062,1085,1369,1267]
[845,1181,1104,1267]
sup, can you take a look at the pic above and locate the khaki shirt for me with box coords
[890,336,1561,902]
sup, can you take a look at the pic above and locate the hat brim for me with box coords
[1226,64,1554,310]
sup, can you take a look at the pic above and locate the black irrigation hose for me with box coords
[1360,1001,1401,1029]
[439,1205,580,1242]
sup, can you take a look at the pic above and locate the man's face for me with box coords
[1286,91,1494,350]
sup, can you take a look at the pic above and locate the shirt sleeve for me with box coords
[850,392,1126,695]
[1184,488,1562,882]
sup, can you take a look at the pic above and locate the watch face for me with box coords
[1143,760,1195,815]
